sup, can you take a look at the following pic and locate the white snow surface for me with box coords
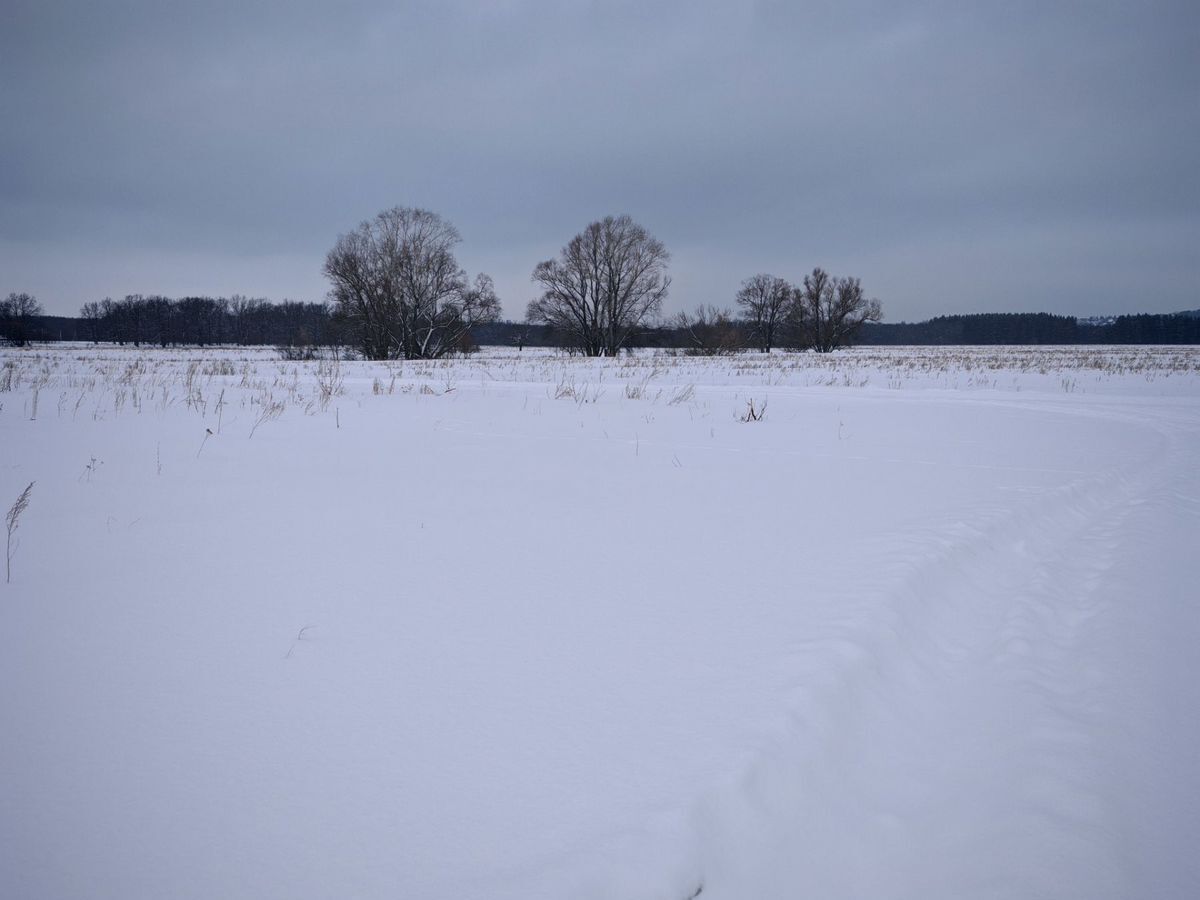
[2,344,1198,899]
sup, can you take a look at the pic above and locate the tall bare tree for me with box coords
[526,215,670,356]
[227,296,267,345]
[790,268,882,352]
[324,207,499,360]
[735,273,792,353]
[1,293,43,346]
[80,301,104,343]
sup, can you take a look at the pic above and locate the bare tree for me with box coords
[526,215,670,356]
[175,296,226,346]
[80,301,104,343]
[1,293,44,346]
[228,296,270,345]
[735,274,792,353]
[144,295,175,347]
[227,295,251,345]
[672,305,743,355]
[324,207,500,360]
[112,295,148,346]
[789,268,882,352]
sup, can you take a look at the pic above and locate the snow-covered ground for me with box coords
[2,344,1198,900]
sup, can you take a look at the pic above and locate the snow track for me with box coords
[685,400,1200,900]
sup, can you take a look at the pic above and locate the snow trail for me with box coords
[683,398,1200,900]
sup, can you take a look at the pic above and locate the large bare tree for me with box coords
[1,293,43,346]
[324,207,500,360]
[526,215,670,356]
[735,273,792,353]
[790,268,882,352]
[79,301,104,343]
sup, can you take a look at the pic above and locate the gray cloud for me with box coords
[2,0,1197,319]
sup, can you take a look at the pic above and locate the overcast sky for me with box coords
[2,0,1197,320]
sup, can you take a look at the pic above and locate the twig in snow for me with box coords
[249,399,285,438]
[6,481,33,584]
[285,624,316,659]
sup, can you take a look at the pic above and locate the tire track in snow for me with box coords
[674,404,1185,900]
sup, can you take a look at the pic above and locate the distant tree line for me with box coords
[7,303,1199,352]
[473,311,1200,351]
[856,312,1200,345]
[67,295,342,349]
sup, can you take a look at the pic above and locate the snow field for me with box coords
[2,344,1198,899]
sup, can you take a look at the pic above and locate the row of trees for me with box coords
[325,207,881,358]
[859,312,1080,345]
[76,295,337,348]
[8,297,1196,353]
[325,208,678,360]
[666,269,883,357]
[858,312,1200,345]
[723,269,882,353]
[521,215,880,356]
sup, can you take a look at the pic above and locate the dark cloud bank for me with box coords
[2,0,1197,319]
